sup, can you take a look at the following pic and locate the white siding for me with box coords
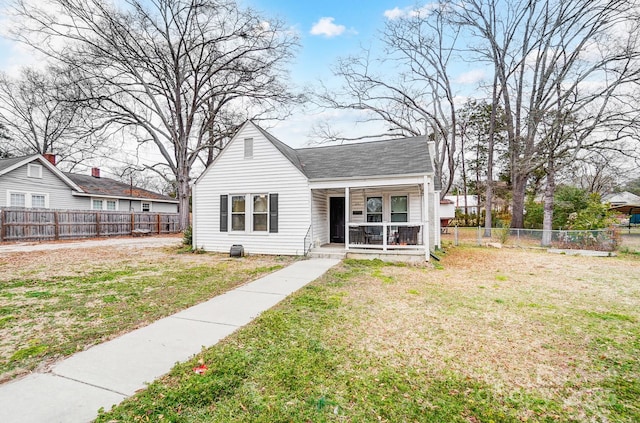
[0,162,87,209]
[349,189,365,223]
[409,192,422,222]
[311,189,328,246]
[150,202,179,213]
[193,123,311,255]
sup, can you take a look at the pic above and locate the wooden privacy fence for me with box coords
[0,208,181,242]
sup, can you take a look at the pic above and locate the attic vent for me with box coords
[244,138,253,159]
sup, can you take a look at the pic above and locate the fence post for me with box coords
[54,211,60,240]
[131,212,135,234]
[0,209,4,241]
[96,212,101,237]
[157,213,161,234]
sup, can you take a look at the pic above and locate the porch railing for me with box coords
[303,225,312,256]
[348,222,424,250]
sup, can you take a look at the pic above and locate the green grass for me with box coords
[0,249,292,381]
[95,252,640,422]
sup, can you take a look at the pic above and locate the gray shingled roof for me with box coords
[65,173,177,202]
[251,122,434,180]
[296,137,433,179]
[0,155,37,175]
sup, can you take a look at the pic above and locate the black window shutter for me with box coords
[220,195,228,232]
[269,193,278,233]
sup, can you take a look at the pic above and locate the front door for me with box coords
[329,197,345,243]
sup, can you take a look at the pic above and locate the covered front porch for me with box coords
[308,176,438,261]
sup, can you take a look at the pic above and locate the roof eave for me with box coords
[308,171,434,183]
[71,191,178,203]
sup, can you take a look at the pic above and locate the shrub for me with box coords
[183,225,192,246]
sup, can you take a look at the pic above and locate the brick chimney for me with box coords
[43,153,56,166]
[91,167,101,178]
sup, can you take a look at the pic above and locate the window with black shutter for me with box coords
[220,194,228,232]
[269,193,278,233]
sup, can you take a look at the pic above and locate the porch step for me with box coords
[307,249,347,260]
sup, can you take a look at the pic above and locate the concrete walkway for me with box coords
[0,258,340,423]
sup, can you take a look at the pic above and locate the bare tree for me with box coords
[0,122,10,157]
[564,151,628,195]
[0,66,97,164]
[13,0,299,229]
[313,6,460,196]
[452,0,640,228]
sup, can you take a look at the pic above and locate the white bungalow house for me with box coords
[192,121,441,261]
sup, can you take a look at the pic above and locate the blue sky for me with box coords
[242,0,442,146]
[0,1,478,148]
[246,0,395,83]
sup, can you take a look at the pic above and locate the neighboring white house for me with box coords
[0,154,178,212]
[439,198,456,229]
[192,121,441,260]
[444,194,479,215]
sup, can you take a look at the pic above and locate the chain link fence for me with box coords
[442,227,620,251]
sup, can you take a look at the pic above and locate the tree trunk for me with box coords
[484,73,498,237]
[177,165,191,231]
[510,173,527,228]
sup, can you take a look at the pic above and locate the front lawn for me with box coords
[0,245,293,382]
[97,247,640,422]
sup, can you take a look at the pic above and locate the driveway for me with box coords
[0,235,183,254]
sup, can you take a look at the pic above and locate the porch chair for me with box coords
[398,226,420,245]
[349,227,365,244]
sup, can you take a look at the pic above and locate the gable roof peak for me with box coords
[246,122,433,180]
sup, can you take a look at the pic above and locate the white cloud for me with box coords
[310,17,346,38]
[384,4,438,20]
[383,7,404,20]
[455,69,486,85]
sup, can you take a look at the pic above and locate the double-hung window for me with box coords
[252,194,268,231]
[10,193,26,207]
[366,197,383,222]
[9,192,48,208]
[223,193,277,233]
[391,196,408,222]
[31,194,46,208]
[231,195,246,231]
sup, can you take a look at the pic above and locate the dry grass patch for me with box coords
[334,249,640,420]
[0,245,294,382]
[97,247,640,422]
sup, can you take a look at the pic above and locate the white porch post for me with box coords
[423,176,430,261]
[344,186,350,250]
[434,191,441,248]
